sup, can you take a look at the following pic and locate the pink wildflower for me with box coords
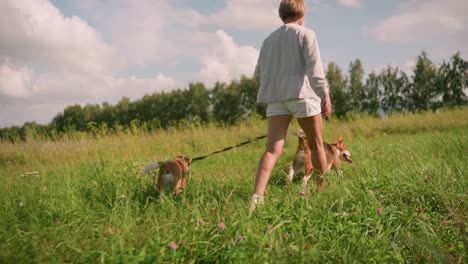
[201,228,206,232]
[267,224,272,230]
[211,207,216,212]
[199,219,205,225]
[236,236,244,241]
[377,208,383,215]
[283,232,290,238]
[168,241,178,250]
[181,240,187,246]
[300,191,305,196]
[217,222,226,230]
[283,185,288,189]
[402,203,408,207]
[55,220,61,224]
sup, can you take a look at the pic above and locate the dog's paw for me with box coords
[297,129,305,137]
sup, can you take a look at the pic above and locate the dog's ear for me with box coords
[336,136,343,147]
[183,156,192,165]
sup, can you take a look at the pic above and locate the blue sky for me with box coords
[1,0,467,127]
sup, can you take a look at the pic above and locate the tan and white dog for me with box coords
[142,156,192,195]
[288,130,352,188]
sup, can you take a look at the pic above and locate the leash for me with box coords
[191,135,267,162]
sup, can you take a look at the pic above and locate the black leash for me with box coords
[191,135,267,162]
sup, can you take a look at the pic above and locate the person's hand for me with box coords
[321,94,332,117]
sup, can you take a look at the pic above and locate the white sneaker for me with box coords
[250,194,264,211]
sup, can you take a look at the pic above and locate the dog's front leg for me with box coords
[302,174,312,186]
[287,166,295,182]
[332,161,343,179]
[174,179,184,195]
[338,169,344,179]
[157,175,166,196]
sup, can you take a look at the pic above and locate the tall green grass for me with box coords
[0,109,467,263]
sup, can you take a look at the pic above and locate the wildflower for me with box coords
[55,220,61,224]
[288,249,294,254]
[211,207,216,212]
[283,232,290,238]
[19,202,24,207]
[168,241,178,250]
[402,203,408,208]
[300,191,305,196]
[283,185,288,189]
[217,222,226,230]
[92,181,97,185]
[377,208,383,214]
[236,235,244,241]
[201,228,206,232]
[181,240,187,246]
[198,219,205,225]
[267,224,272,230]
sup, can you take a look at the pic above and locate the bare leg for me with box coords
[253,115,292,197]
[297,114,328,190]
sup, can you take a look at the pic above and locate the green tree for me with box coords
[379,66,409,114]
[211,82,242,124]
[326,62,349,117]
[348,59,365,112]
[437,52,468,107]
[363,71,381,114]
[238,76,265,118]
[409,51,438,111]
[186,82,211,123]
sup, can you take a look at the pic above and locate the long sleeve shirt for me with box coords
[254,23,329,105]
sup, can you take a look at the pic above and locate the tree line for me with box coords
[1,51,467,142]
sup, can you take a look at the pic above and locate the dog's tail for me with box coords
[142,162,160,175]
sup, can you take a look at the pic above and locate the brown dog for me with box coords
[142,156,192,195]
[288,130,352,189]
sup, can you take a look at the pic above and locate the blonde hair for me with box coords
[279,0,306,23]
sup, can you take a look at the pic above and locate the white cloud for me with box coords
[0,59,35,98]
[204,0,281,31]
[338,0,362,8]
[198,30,259,86]
[369,0,467,43]
[367,60,416,76]
[0,0,124,74]
[201,0,326,30]
[0,0,179,126]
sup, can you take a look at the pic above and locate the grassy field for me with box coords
[1,109,467,263]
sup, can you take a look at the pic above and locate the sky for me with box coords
[1,0,467,127]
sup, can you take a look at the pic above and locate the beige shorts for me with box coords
[266,98,321,118]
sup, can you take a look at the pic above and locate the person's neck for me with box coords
[284,17,303,25]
